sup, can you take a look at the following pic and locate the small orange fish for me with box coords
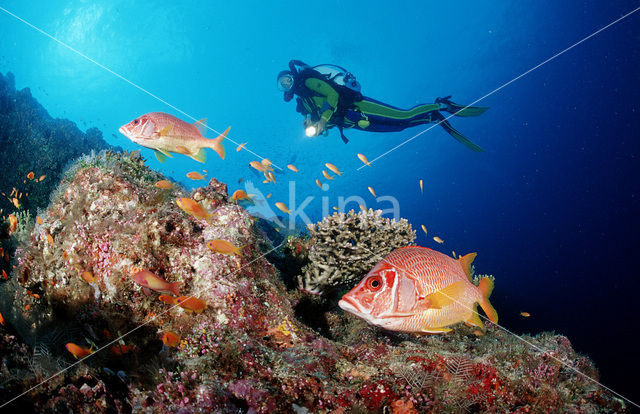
[236,142,247,152]
[520,312,531,318]
[357,153,370,166]
[266,193,272,199]
[433,236,444,244]
[287,164,298,173]
[207,239,243,256]
[155,180,173,189]
[261,159,273,170]
[232,189,253,202]
[11,198,20,209]
[2,270,7,280]
[158,295,177,305]
[46,234,54,245]
[186,171,206,180]
[8,214,18,234]
[315,179,323,189]
[38,175,46,182]
[322,170,334,180]
[265,171,276,183]
[162,331,181,347]
[452,251,457,259]
[368,186,377,198]
[176,296,207,313]
[27,172,34,180]
[62,251,68,259]
[421,225,427,235]
[36,216,43,225]
[325,163,342,176]
[131,270,181,296]
[176,198,211,221]
[249,161,266,172]
[359,204,367,211]
[0,311,4,326]
[81,271,95,283]
[110,344,134,355]
[275,202,290,214]
[419,179,423,194]
[23,304,30,311]
[65,343,93,359]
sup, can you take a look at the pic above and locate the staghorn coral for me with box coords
[296,208,416,295]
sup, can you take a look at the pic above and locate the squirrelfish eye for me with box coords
[366,275,382,291]
[133,119,139,125]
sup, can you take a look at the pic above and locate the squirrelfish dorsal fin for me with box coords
[424,281,465,309]
[193,118,208,135]
[458,252,477,282]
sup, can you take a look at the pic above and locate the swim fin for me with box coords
[433,112,484,152]
[436,96,489,117]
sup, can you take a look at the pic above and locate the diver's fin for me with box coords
[154,149,173,163]
[423,281,465,309]
[478,277,498,324]
[433,112,484,152]
[190,148,206,163]
[208,126,229,160]
[436,96,488,117]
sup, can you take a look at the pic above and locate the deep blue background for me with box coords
[1,0,639,405]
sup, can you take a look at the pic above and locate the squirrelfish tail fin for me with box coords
[433,112,484,152]
[209,126,229,160]
[478,277,498,324]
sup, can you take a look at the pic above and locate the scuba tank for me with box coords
[311,64,362,93]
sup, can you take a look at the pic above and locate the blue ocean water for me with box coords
[1,0,638,405]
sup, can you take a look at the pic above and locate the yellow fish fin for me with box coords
[458,252,477,283]
[158,125,173,136]
[465,303,484,329]
[154,150,170,163]
[421,326,452,334]
[424,281,465,309]
[208,126,229,160]
[193,118,208,135]
[478,277,498,324]
[190,148,206,163]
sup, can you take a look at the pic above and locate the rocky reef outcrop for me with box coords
[0,71,118,219]
[0,150,626,413]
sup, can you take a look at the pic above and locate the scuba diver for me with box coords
[277,60,488,151]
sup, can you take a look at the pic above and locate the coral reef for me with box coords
[0,151,626,413]
[295,209,416,295]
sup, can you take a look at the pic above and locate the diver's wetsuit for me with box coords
[283,60,486,151]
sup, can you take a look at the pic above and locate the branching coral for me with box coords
[296,208,416,295]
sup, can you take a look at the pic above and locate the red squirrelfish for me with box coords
[339,246,498,334]
[119,112,229,163]
[131,269,181,296]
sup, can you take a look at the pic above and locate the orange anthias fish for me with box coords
[325,163,342,176]
[339,246,498,334]
[131,270,181,296]
[158,295,177,305]
[322,170,334,180]
[155,180,174,189]
[176,296,206,313]
[236,142,247,152]
[119,112,229,163]
[287,164,298,173]
[0,311,5,325]
[232,190,253,203]
[176,198,211,221]
[207,239,243,256]
[162,331,181,347]
[7,214,16,234]
[357,153,371,166]
[275,202,290,214]
[186,171,206,180]
[26,172,34,180]
[65,343,94,359]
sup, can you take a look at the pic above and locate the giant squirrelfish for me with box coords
[339,246,497,334]
[119,112,229,163]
